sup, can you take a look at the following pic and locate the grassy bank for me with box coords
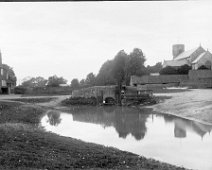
[7,97,56,104]
[14,86,72,96]
[0,101,189,170]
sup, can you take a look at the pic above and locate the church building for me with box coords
[163,44,212,70]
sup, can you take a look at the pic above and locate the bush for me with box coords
[62,97,97,105]
[159,66,178,75]
[14,86,29,94]
[177,64,192,74]
[160,65,191,75]
[198,65,209,70]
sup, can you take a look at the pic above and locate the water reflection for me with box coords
[43,107,212,170]
[163,115,212,138]
[68,106,148,140]
[45,106,212,140]
[46,110,61,126]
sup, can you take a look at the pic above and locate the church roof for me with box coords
[174,46,199,60]
[192,52,206,64]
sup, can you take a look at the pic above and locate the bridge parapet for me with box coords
[72,86,117,104]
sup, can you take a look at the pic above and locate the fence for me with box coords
[130,70,212,89]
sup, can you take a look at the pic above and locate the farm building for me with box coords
[0,51,16,94]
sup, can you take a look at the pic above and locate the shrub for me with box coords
[159,66,178,75]
[160,65,191,75]
[177,64,192,74]
[198,65,209,70]
[14,86,29,94]
[62,97,97,105]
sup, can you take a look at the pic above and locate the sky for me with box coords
[0,1,212,84]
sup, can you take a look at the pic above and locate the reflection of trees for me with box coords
[47,110,61,126]
[113,107,148,140]
[174,119,187,138]
[71,106,149,141]
[71,106,212,140]
[163,115,174,124]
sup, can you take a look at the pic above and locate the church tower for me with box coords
[172,44,185,59]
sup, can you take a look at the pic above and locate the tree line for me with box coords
[70,48,162,89]
[20,48,163,89]
[21,75,67,88]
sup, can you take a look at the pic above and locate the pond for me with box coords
[40,106,212,170]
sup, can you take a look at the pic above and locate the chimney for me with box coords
[172,44,185,59]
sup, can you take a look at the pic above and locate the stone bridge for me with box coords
[72,86,117,103]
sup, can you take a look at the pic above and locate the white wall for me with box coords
[196,52,212,69]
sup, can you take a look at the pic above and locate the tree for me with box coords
[96,48,149,87]
[111,50,128,104]
[112,50,128,86]
[79,79,86,88]
[34,77,47,87]
[159,66,178,75]
[177,64,192,74]
[47,75,67,87]
[85,72,96,87]
[96,60,115,86]
[22,76,47,88]
[147,62,163,73]
[22,77,35,87]
[70,78,80,89]
[125,48,148,85]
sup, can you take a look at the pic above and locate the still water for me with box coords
[41,106,212,170]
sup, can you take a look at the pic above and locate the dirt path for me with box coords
[0,94,71,108]
[37,95,71,108]
[151,89,212,125]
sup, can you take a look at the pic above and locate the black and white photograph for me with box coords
[0,1,212,170]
